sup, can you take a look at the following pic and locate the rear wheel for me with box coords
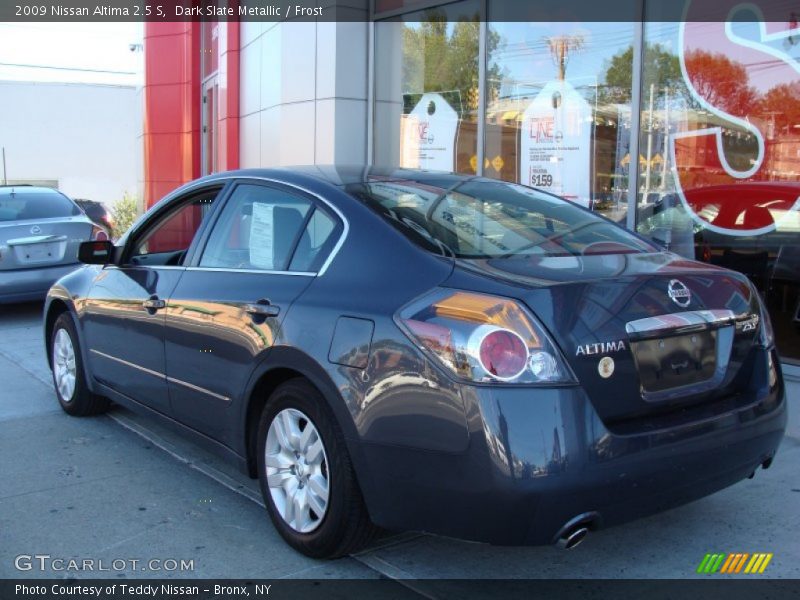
[51,313,109,416]
[256,379,377,558]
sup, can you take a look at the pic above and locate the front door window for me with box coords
[128,189,219,267]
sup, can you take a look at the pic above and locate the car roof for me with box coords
[197,165,479,189]
[0,185,65,195]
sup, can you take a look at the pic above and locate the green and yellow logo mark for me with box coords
[697,553,773,574]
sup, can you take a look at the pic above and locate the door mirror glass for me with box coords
[78,240,113,264]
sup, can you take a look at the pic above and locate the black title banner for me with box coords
[3,579,800,600]
[3,0,800,22]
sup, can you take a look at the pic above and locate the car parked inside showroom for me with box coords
[43,166,786,558]
[0,185,107,303]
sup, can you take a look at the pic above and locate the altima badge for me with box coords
[598,356,615,379]
[668,279,692,307]
[576,340,625,356]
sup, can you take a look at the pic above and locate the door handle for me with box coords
[244,299,280,318]
[143,296,166,312]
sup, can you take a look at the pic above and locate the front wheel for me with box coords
[256,379,377,558]
[51,312,109,416]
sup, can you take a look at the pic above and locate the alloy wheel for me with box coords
[53,328,77,402]
[265,408,330,533]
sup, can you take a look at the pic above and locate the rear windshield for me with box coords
[346,179,656,258]
[0,189,81,222]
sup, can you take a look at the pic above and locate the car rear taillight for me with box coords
[91,225,109,241]
[477,327,528,379]
[397,289,575,384]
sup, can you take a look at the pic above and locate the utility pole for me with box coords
[545,35,585,81]
[2,147,6,185]
[644,83,655,199]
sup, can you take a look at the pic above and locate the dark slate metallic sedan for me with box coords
[43,167,786,557]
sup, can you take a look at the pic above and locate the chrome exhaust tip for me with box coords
[556,526,589,550]
[553,511,598,550]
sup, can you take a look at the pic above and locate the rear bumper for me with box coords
[0,263,81,303]
[358,347,787,545]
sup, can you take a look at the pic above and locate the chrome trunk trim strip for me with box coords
[625,309,737,341]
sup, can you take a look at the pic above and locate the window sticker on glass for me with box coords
[249,202,274,269]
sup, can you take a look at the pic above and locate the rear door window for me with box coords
[199,183,342,273]
[199,184,312,271]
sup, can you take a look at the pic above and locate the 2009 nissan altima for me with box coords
[43,166,786,558]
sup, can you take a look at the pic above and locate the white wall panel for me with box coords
[0,81,139,207]
[239,112,261,168]
[261,25,283,111]
[275,101,316,165]
[240,21,263,49]
[240,38,262,117]
[241,8,369,167]
[280,22,317,105]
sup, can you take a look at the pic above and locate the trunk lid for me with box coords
[447,252,762,428]
[0,217,92,270]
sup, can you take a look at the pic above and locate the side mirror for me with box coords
[78,240,114,265]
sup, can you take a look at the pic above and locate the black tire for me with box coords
[256,378,377,558]
[50,312,110,417]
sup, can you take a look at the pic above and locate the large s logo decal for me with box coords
[674,1,800,236]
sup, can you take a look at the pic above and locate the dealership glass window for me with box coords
[374,0,481,173]
[372,0,800,362]
[484,21,637,224]
[637,17,800,362]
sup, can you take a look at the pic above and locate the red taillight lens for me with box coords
[397,289,574,384]
[91,225,109,241]
[478,328,528,379]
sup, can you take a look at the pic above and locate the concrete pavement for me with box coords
[1,301,798,587]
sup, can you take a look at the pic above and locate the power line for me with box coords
[0,62,136,75]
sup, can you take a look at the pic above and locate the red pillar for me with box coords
[143,21,239,209]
